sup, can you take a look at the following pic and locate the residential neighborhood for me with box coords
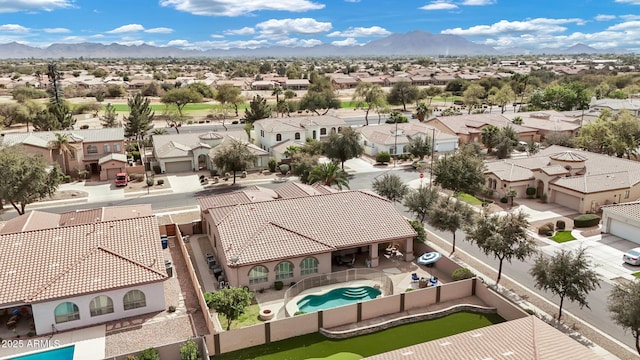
[1,53,640,360]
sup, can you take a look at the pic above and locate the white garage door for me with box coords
[609,219,640,244]
[554,192,581,211]
[165,161,192,173]
[106,168,121,180]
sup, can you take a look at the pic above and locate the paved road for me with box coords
[2,167,635,352]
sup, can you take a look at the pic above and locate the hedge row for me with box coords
[573,214,600,228]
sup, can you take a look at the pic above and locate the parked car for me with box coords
[411,160,428,169]
[623,247,640,266]
[115,173,129,187]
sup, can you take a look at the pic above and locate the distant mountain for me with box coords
[0,33,629,59]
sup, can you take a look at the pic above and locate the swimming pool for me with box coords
[297,286,381,313]
[9,345,74,360]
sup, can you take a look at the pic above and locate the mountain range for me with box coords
[0,31,629,59]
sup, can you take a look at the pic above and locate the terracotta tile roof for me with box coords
[432,113,538,135]
[152,131,247,159]
[602,200,640,218]
[57,205,153,227]
[271,139,306,154]
[213,190,416,266]
[0,216,166,305]
[552,171,631,192]
[254,116,347,133]
[1,128,124,148]
[357,123,458,146]
[98,152,127,164]
[274,182,336,198]
[0,211,61,235]
[485,161,535,182]
[540,165,570,176]
[196,188,279,210]
[364,316,601,360]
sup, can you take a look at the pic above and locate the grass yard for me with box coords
[632,272,640,278]
[457,193,484,206]
[212,311,505,360]
[550,230,577,243]
[217,303,263,330]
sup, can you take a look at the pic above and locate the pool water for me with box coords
[297,286,381,313]
[10,345,74,360]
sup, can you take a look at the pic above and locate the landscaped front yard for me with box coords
[550,230,577,243]
[457,193,483,206]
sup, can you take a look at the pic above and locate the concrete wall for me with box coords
[361,294,401,319]
[404,287,437,310]
[218,323,265,353]
[439,278,474,303]
[111,336,207,360]
[32,282,165,335]
[322,303,358,329]
[475,283,528,321]
[270,312,318,342]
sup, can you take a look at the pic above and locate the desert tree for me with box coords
[242,95,272,124]
[463,83,486,114]
[204,287,253,331]
[464,211,537,284]
[529,247,601,320]
[125,93,155,143]
[215,84,244,117]
[100,103,120,128]
[300,75,340,116]
[352,82,386,126]
[407,135,432,160]
[324,127,364,169]
[161,88,203,118]
[427,196,474,254]
[431,146,486,196]
[371,173,409,202]
[403,186,440,222]
[210,139,256,184]
[608,280,640,355]
[387,80,419,111]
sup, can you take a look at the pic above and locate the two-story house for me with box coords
[1,128,126,180]
[253,116,347,162]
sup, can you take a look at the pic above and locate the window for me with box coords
[312,130,317,139]
[390,146,397,155]
[624,190,630,199]
[89,295,114,316]
[103,144,111,153]
[248,265,268,285]
[330,127,336,134]
[300,257,318,275]
[276,134,282,141]
[54,302,80,323]
[261,130,265,137]
[69,149,76,159]
[113,143,121,152]
[275,261,294,280]
[294,132,301,140]
[320,128,326,135]
[337,127,342,133]
[86,145,97,154]
[123,290,146,310]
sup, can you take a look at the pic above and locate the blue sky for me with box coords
[1,0,640,51]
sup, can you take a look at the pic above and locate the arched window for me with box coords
[300,257,318,276]
[86,145,97,154]
[276,134,282,141]
[248,265,268,285]
[330,127,336,134]
[337,127,342,133]
[275,261,294,280]
[123,290,146,310]
[294,132,301,140]
[54,302,80,323]
[89,295,114,317]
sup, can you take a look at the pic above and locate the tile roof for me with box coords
[274,182,337,198]
[1,128,124,148]
[212,190,416,266]
[98,152,127,164]
[0,211,61,235]
[152,131,247,159]
[486,145,640,193]
[602,200,640,219]
[254,116,347,133]
[357,123,458,146]
[364,316,601,360]
[431,113,538,135]
[0,215,166,305]
[196,188,279,210]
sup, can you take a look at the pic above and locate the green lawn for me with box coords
[212,312,504,360]
[550,230,577,243]
[217,304,263,330]
[457,193,484,206]
[632,272,640,278]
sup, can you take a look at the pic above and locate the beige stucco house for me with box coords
[197,183,417,290]
[601,201,640,245]
[426,113,539,146]
[484,146,640,213]
[356,123,459,157]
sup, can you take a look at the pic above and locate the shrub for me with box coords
[63,175,71,183]
[405,288,415,292]
[499,197,508,203]
[574,214,601,228]
[179,339,200,360]
[80,124,90,129]
[274,281,284,290]
[167,305,176,313]
[556,220,566,230]
[294,311,307,316]
[452,267,474,281]
[376,151,391,164]
[268,158,277,172]
[153,165,161,174]
[525,187,536,197]
[130,150,141,161]
[279,164,290,175]
[408,219,426,243]
[203,292,215,309]
[210,169,218,176]
[538,222,555,235]
[136,348,160,360]
[146,178,154,187]
[157,179,164,186]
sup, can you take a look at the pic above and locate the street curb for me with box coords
[27,197,89,208]
[423,228,638,359]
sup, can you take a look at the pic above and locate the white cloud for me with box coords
[60,35,87,43]
[194,39,270,50]
[345,0,360,2]
[615,0,640,4]
[256,18,332,39]
[0,0,72,13]
[107,24,145,34]
[620,14,640,20]
[0,24,30,33]
[442,18,584,36]
[461,0,495,5]
[327,26,390,38]
[595,14,616,21]
[116,40,145,46]
[210,34,224,38]
[420,1,457,10]
[607,20,640,30]
[224,27,255,36]
[160,0,325,17]
[145,27,174,34]
[166,39,192,47]
[331,37,360,46]
[43,27,70,33]
[276,38,322,47]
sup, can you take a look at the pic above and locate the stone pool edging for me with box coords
[319,304,497,339]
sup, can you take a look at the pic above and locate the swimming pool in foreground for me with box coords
[297,286,381,313]
[9,345,74,360]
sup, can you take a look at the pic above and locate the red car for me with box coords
[115,173,129,187]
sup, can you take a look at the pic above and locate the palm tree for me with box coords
[284,145,299,162]
[48,132,77,174]
[506,188,518,207]
[308,162,350,190]
[272,85,283,103]
[415,103,432,122]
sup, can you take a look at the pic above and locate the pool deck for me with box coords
[0,325,105,360]
[283,280,383,317]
